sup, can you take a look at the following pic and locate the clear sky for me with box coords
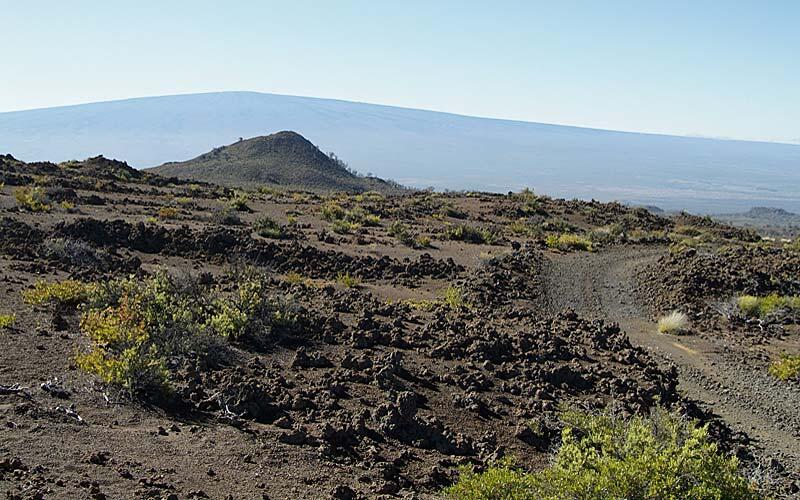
[2,1,798,143]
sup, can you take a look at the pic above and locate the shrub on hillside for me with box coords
[737,294,800,320]
[545,233,593,252]
[445,224,497,244]
[769,354,800,381]
[14,186,51,212]
[253,215,287,239]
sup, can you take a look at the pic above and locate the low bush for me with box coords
[322,202,380,230]
[0,314,15,329]
[445,408,757,499]
[23,280,96,306]
[74,270,301,395]
[545,233,593,252]
[253,216,287,239]
[228,193,250,211]
[658,311,690,335]
[14,186,51,212]
[321,202,346,221]
[336,272,361,288]
[445,224,497,244]
[737,294,800,319]
[388,221,429,248]
[442,285,468,309]
[768,354,800,381]
[210,206,242,225]
[157,206,179,219]
[331,219,360,234]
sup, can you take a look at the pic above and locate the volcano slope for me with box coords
[0,154,798,498]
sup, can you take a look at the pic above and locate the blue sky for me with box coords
[2,1,798,143]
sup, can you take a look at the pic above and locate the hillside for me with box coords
[1,155,799,497]
[713,206,800,238]
[2,92,800,212]
[149,131,399,192]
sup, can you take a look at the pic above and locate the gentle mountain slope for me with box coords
[149,131,398,192]
[2,91,800,211]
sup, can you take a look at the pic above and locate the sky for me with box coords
[2,1,798,143]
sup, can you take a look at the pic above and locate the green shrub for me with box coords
[445,408,757,500]
[228,193,250,211]
[23,280,96,306]
[336,272,361,288]
[389,221,426,247]
[769,354,800,381]
[254,216,287,239]
[442,285,468,309]
[0,314,15,329]
[321,202,346,221]
[331,219,360,234]
[211,206,242,225]
[75,270,299,395]
[737,294,800,319]
[14,186,51,212]
[157,206,179,219]
[516,187,542,215]
[545,233,593,252]
[445,224,497,244]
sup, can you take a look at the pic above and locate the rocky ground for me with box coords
[1,155,799,498]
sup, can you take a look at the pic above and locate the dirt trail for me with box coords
[542,247,800,476]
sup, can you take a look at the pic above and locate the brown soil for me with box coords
[1,155,798,498]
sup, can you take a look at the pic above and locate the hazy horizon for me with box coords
[3,91,799,214]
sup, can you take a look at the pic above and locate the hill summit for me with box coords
[149,131,399,192]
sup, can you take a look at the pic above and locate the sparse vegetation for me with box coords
[331,219,360,234]
[254,215,287,239]
[75,270,300,395]
[445,408,757,499]
[322,202,380,231]
[336,272,361,288]
[737,294,800,319]
[545,233,593,252]
[768,354,800,381]
[388,221,430,248]
[445,224,497,244]
[658,311,691,335]
[14,186,51,212]
[228,193,250,211]
[22,279,96,306]
[442,285,468,309]
[211,206,242,225]
[157,206,179,219]
[0,314,15,329]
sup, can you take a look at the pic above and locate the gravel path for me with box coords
[541,246,800,485]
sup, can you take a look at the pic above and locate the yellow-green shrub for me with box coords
[23,280,95,306]
[0,314,15,329]
[445,224,497,244]
[14,186,51,212]
[445,408,757,499]
[737,294,800,319]
[336,272,361,288]
[545,233,593,252]
[76,301,168,392]
[769,354,800,381]
[157,206,179,219]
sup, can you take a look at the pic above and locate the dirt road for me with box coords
[541,247,800,479]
